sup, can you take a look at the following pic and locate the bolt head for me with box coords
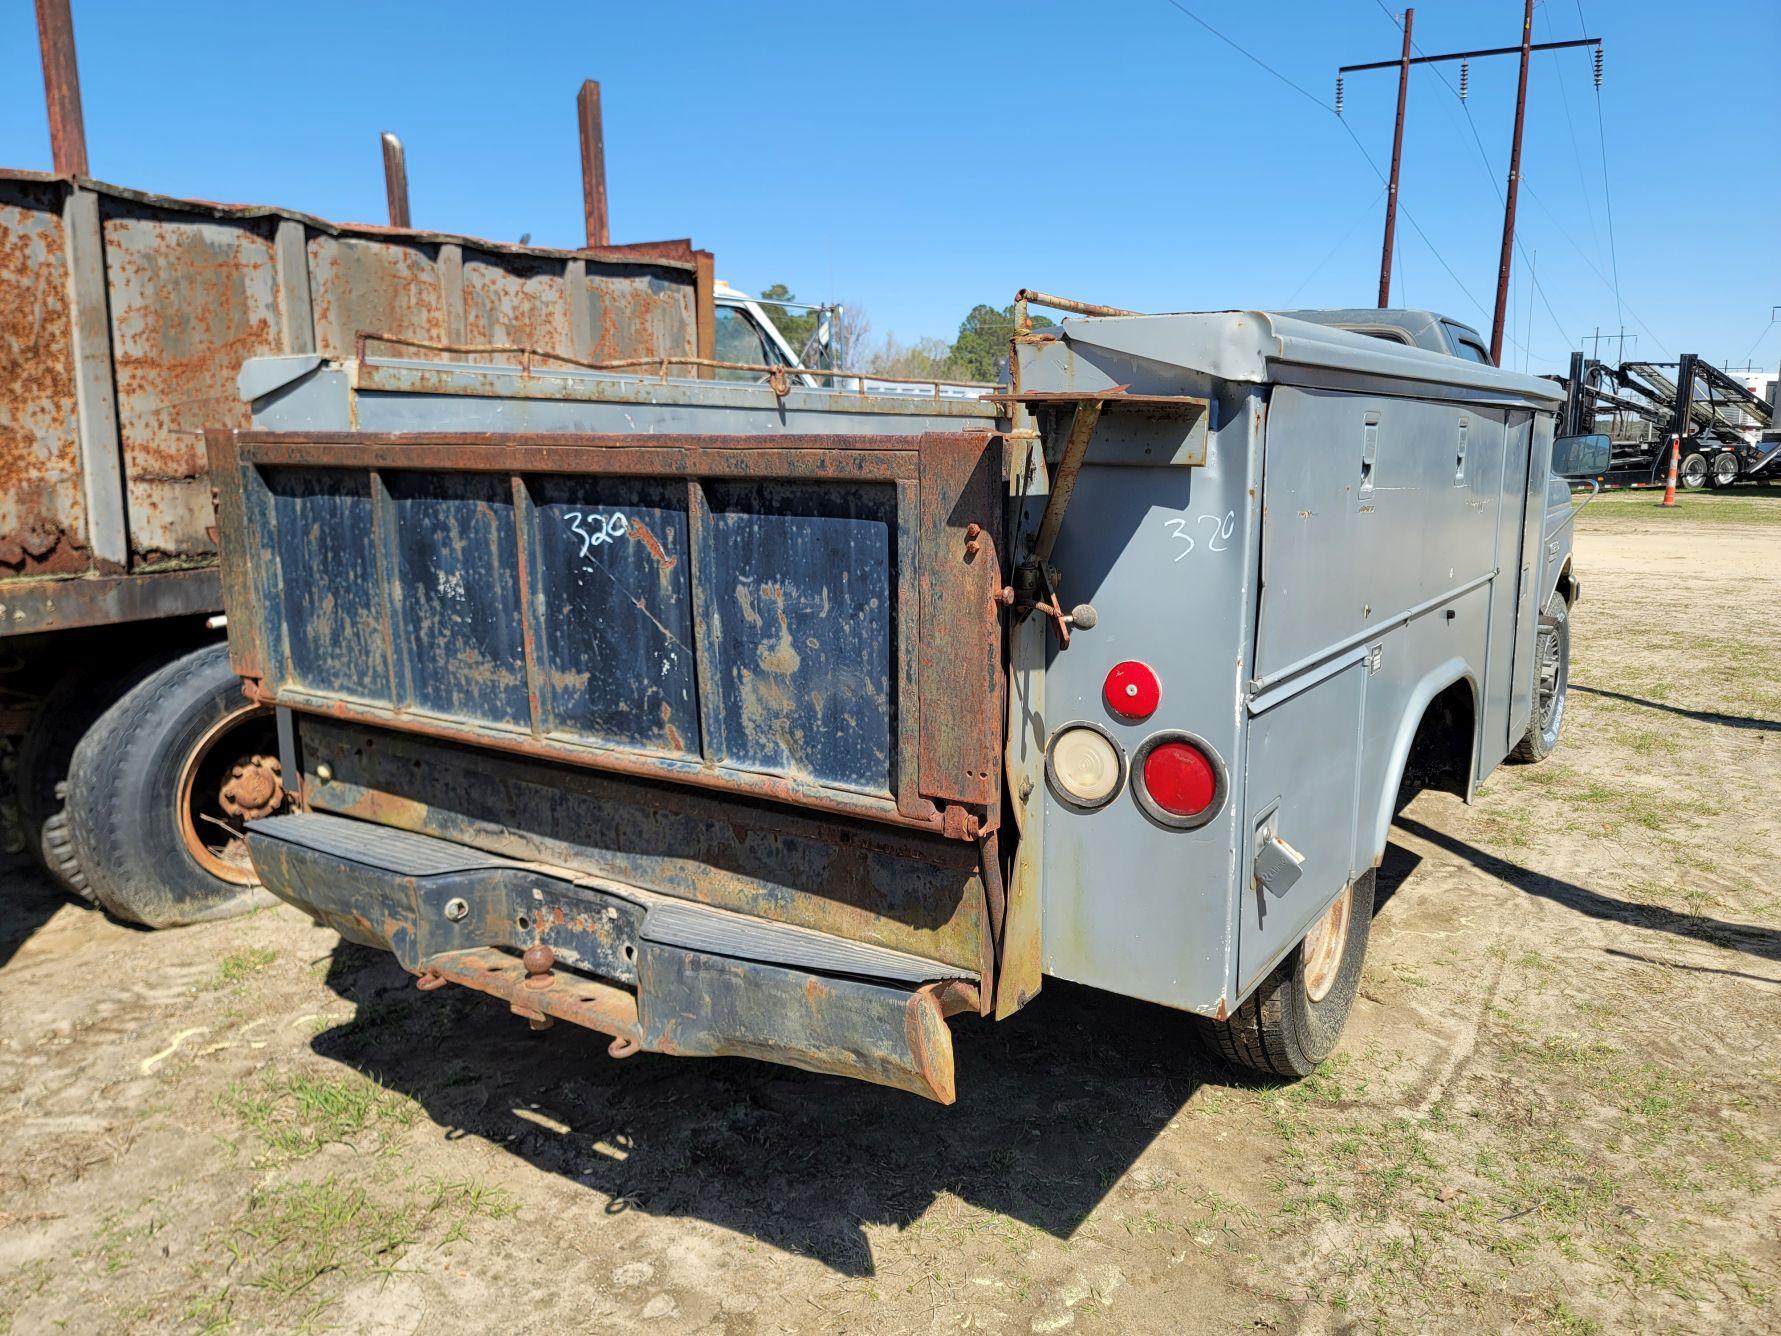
[443,897,469,922]
[315,762,333,782]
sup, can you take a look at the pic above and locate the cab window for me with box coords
[712,308,777,382]
[1446,327,1493,365]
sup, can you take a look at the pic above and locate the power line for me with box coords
[1541,2,1602,258]
[1286,185,1387,304]
[1161,1,1540,358]
[1578,0,1623,338]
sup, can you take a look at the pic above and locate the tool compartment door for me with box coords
[206,429,1003,832]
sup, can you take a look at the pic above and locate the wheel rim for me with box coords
[1301,883,1353,1004]
[1713,455,1738,486]
[1535,620,1567,742]
[175,703,282,885]
[1681,455,1708,488]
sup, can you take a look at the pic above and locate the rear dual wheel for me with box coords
[1199,869,1376,1078]
[65,643,282,928]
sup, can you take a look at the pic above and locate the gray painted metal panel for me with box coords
[1238,662,1365,993]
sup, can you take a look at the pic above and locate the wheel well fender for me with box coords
[1362,658,1478,868]
[1550,558,1576,608]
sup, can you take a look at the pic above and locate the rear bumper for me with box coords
[247,812,976,1102]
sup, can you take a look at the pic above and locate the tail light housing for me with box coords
[1044,721,1125,810]
[1132,731,1227,829]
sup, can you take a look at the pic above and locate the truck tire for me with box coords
[1510,594,1569,764]
[1709,453,1739,488]
[65,643,283,928]
[1199,869,1375,1079]
[13,649,187,901]
[1679,452,1709,490]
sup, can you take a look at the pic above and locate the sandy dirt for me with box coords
[1,498,1777,1334]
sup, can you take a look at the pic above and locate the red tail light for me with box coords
[1133,732,1226,829]
[1143,742,1216,816]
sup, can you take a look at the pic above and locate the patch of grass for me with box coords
[208,947,277,989]
[1579,485,1781,527]
[217,1175,516,1314]
[218,1071,418,1163]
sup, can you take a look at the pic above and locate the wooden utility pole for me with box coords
[1378,8,1414,307]
[1338,10,1601,361]
[1487,0,1535,365]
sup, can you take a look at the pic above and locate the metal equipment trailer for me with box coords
[202,297,1607,1099]
[1557,351,1778,488]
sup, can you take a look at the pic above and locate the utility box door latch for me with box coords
[1254,834,1306,898]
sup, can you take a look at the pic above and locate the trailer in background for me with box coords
[1557,351,1778,488]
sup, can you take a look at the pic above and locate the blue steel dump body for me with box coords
[211,316,1573,1102]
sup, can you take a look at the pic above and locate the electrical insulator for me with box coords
[1335,75,1344,116]
[1593,47,1603,88]
[1459,60,1468,101]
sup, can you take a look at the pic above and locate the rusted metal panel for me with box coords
[213,428,1002,833]
[296,713,990,973]
[0,177,86,576]
[307,232,448,361]
[0,565,218,635]
[0,171,707,638]
[460,252,576,365]
[101,196,284,567]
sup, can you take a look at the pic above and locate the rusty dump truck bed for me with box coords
[0,172,711,635]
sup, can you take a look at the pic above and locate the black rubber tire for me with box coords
[1510,594,1570,764]
[1199,869,1376,1079]
[13,649,187,902]
[1679,452,1709,490]
[65,643,276,928]
[1708,453,1740,489]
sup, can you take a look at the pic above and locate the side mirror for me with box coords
[1552,432,1611,479]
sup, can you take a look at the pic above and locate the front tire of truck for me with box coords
[1200,869,1376,1079]
[65,643,281,928]
[1509,594,1570,764]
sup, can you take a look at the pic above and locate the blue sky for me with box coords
[3,1,1776,375]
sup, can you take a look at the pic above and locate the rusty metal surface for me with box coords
[0,177,84,576]
[422,946,644,1042]
[0,565,219,635]
[577,80,609,249]
[295,714,991,973]
[0,172,707,636]
[211,427,1003,837]
[33,0,86,178]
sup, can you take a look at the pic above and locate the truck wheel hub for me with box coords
[219,755,283,820]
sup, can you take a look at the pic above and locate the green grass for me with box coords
[1577,482,1781,526]
[217,1071,418,1163]
[207,947,277,989]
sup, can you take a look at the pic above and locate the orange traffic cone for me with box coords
[1661,435,1679,508]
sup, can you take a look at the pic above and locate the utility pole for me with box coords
[1488,0,1534,366]
[34,0,88,176]
[577,80,610,248]
[1339,10,1601,360]
[1583,327,1635,363]
[1377,8,1414,307]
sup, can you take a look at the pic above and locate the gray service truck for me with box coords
[203,296,1607,1100]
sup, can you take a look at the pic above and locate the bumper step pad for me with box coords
[248,812,974,1102]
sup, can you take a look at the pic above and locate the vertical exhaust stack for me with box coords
[35,0,90,177]
[577,80,610,248]
[380,132,411,229]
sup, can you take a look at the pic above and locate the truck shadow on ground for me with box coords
[1570,683,1781,733]
[310,944,1239,1277]
[1393,813,1781,962]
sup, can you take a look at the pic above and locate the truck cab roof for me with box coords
[1273,308,1495,366]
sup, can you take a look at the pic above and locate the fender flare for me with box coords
[1362,656,1479,868]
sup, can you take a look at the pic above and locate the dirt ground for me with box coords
[2,492,1777,1335]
